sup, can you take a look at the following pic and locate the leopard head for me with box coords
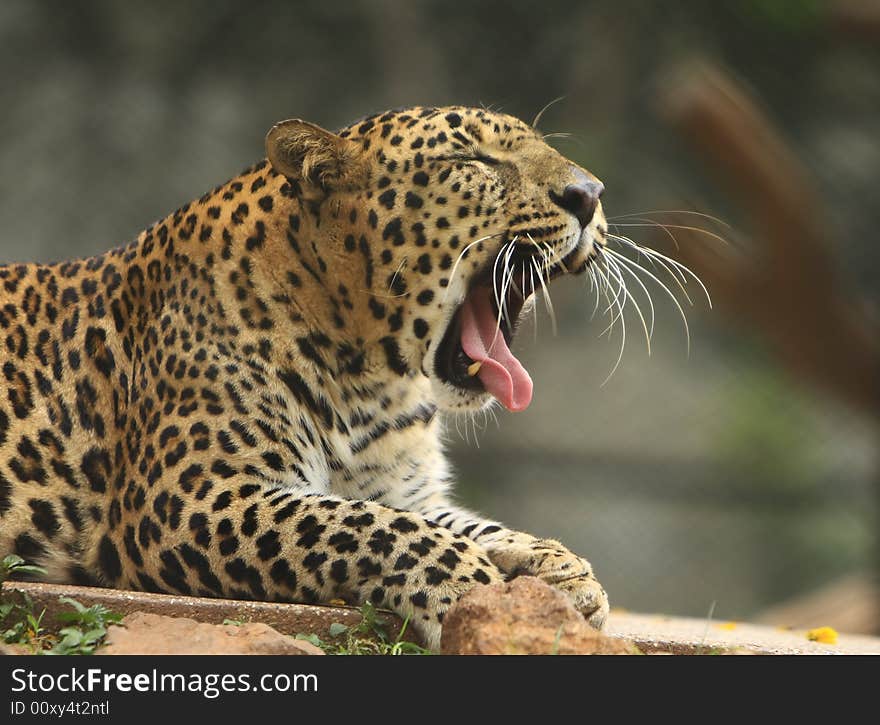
[265,106,607,413]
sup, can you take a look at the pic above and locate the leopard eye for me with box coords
[435,152,500,166]
[471,153,500,166]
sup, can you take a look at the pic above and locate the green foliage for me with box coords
[1,594,50,653]
[294,632,326,649]
[0,554,47,584]
[222,617,247,626]
[295,602,432,655]
[1,556,121,654]
[47,597,123,655]
[1,556,51,652]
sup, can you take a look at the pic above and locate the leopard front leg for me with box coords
[417,503,609,628]
[105,492,503,650]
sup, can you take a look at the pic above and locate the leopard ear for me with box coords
[266,119,365,193]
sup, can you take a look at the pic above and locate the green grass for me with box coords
[295,601,432,655]
[1,555,121,655]
[222,617,249,626]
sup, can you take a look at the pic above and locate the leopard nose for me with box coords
[550,180,604,228]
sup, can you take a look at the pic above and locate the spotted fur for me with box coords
[0,106,609,648]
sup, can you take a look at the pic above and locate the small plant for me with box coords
[47,597,123,655]
[1,555,52,652]
[296,602,431,655]
[0,554,47,584]
[1,596,51,652]
[1,555,121,654]
[294,632,328,649]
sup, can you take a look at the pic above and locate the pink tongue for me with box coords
[459,289,533,412]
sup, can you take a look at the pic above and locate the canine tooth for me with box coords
[467,361,482,376]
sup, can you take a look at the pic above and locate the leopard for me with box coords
[0,106,611,649]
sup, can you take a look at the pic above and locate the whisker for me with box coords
[526,234,560,335]
[592,259,620,338]
[588,265,601,320]
[607,209,731,229]
[541,244,553,279]
[606,253,652,355]
[470,410,480,448]
[529,265,538,342]
[608,234,693,304]
[489,241,518,352]
[487,404,500,429]
[387,256,408,293]
[595,256,627,387]
[541,132,574,140]
[610,221,730,248]
[491,240,511,325]
[606,232,662,273]
[598,250,627,325]
[542,241,567,273]
[611,219,680,251]
[501,239,518,317]
[635,245,712,309]
[363,289,409,300]
[443,231,505,301]
[506,237,525,300]
[532,95,566,129]
[583,212,714,380]
[530,255,557,336]
[606,249,655,340]
[605,246,693,357]
[602,252,628,318]
[592,261,615,332]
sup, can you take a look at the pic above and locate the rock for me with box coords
[98,611,324,655]
[0,642,31,655]
[441,576,638,655]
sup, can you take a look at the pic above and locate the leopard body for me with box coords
[0,106,608,647]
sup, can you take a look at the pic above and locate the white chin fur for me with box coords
[431,380,494,413]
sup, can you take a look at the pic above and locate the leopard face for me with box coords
[266,106,607,414]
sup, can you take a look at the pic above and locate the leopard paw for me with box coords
[553,572,609,629]
[483,535,609,628]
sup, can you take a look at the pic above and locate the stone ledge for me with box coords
[2,581,409,642]
[5,581,879,654]
[605,611,880,655]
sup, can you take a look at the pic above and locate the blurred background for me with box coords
[0,0,877,631]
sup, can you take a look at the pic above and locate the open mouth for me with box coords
[434,240,587,412]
